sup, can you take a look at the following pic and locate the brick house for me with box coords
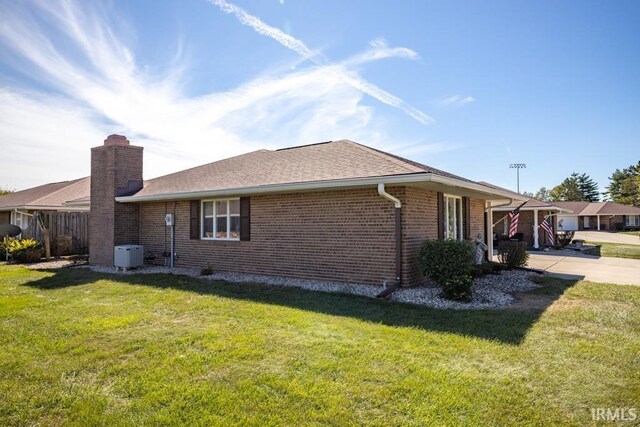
[553,201,640,232]
[0,177,90,228]
[90,135,525,287]
[490,199,568,248]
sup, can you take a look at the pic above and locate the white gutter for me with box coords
[0,205,89,212]
[115,173,526,204]
[492,205,573,213]
[377,183,401,208]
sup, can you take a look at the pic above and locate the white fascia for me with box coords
[115,173,528,204]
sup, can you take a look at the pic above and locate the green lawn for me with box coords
[585,242,640,259]
[1,266,639,426]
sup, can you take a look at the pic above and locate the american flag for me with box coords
[540,215,555,245]
[508,211,520,238]
[507,200,528,238]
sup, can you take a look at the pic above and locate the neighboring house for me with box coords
[553,201,640,231]
[90,134,525,287]
[487,198,569,249]
[0,177,90,228]
[0,178,90,252]
[478,182,569,248]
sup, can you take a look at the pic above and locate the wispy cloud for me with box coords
[210,0,433,125]
[439,95,475,107]
[0,0,439,189]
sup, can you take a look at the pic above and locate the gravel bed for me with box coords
[21,259,85,270]
[82,264,540,309]
[395,269,539,309]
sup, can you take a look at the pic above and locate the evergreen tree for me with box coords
[574,173,600,202]
[606,162,640,207]
[550,173,599,201]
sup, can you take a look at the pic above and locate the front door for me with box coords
[583,217,590,229]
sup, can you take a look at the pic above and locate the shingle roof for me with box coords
[477,182,562,210]
[133,140,480,198]
[552,201,591,214]
[554,201,640,215]
[0,177,90,210]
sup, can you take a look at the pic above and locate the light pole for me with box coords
[509,163,526,193]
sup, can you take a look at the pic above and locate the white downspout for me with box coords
[377,183,401,208]
[597,215,601,231]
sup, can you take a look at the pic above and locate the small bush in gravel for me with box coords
[53,235,74,257]
[200,264,214,276]
[442,275,473,302]
[419,239,474,301]
[497,241,529,269]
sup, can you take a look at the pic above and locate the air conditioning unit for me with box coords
[114,245,144,270]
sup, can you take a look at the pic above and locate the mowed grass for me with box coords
[617,230,639,237]
[586,242,640,259]
[1,266,639,426]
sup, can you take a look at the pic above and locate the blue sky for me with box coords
[1,0,639,194]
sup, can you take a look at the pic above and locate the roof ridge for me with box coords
[275,141,332,151]
[145,149,270,183]
[340,140,426,174]
[30,177,88,206]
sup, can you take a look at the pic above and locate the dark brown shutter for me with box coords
[240,197,250,241]
[437,192,444,240]
[463,196,471,239]
[190,200,200,240]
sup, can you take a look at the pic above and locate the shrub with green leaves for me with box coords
[497,241,529,269]
[442,274,473,302]
[419,239,474,301]
[1,237,43,263]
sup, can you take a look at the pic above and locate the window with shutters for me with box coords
[201,198,240,240]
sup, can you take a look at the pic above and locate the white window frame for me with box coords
[444,194,463,241]
[626,215,640,227]
[10,210,30,231]
[200,198,240,241]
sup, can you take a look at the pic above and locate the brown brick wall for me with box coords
[469,199,485,239]
[90,143,143,265]
[400,187,437,286]
[140,187,399,286]
[137,187,486,287]
[0,211,9,225]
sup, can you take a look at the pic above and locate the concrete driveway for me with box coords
[526,251,640,286]
[573,230,640,245]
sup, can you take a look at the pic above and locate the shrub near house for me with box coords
[419,240,474,301]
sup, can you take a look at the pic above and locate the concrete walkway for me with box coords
[573,230,640,245]
[526,251,640,286]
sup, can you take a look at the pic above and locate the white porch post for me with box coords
[486,202,494,261]
[533,209,539,249]
[597,215,601,231]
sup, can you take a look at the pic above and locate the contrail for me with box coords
[209,0,434,125]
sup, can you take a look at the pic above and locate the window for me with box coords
[10,210,29,231]
[201,199,240,240]
[444,194,463,240]
[626,215,640,227]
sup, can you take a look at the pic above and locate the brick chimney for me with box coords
[89,134,143,265]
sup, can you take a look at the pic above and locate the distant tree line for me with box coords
[522,161,640,207]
